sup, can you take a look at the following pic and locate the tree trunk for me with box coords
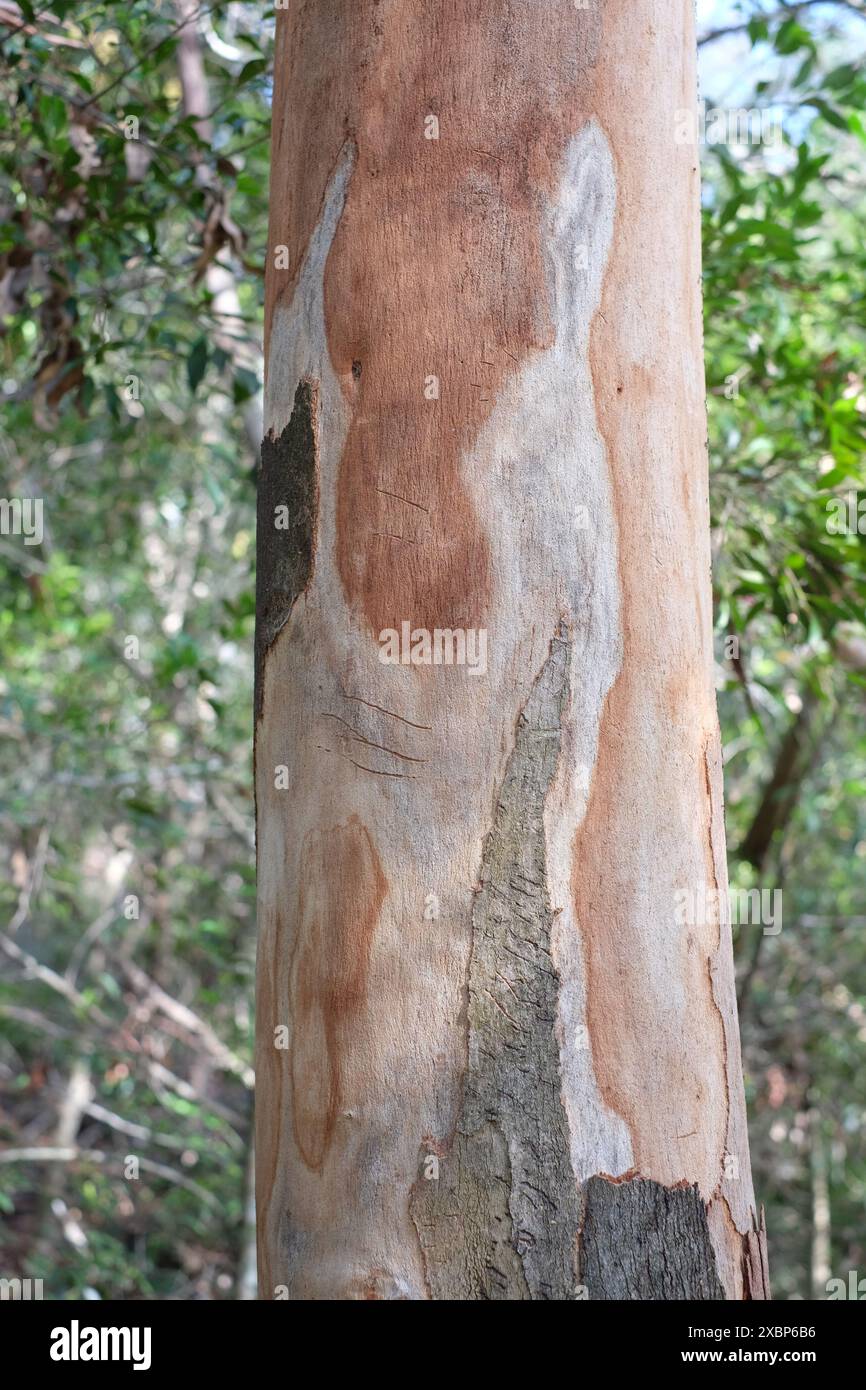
[255,0,769,1301]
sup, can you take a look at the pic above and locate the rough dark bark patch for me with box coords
[579,1175,726,1300]
[410,624,582,1300]
[254,378,318,723]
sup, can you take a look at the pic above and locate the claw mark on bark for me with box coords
[339,691,433,731]
[347,759,417,780]
[375,487,429,513]
[254,378,318,723]
[319,712,427,763]
[410,622,581,1299]
[579,1175,726,1300]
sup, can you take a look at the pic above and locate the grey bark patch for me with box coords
[410,623,581,1300]
[254,379,318,722]
[579,1175,726,1300]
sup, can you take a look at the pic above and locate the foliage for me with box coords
[702,0,866,1299]
[0,0,864,1299]
[0,1,267,1298]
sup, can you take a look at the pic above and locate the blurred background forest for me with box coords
[0,0,864,1300]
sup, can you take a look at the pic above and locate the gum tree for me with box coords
[255,0,769,1300]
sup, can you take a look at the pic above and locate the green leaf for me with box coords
[747,17,770,44]
[239,58,268,85]
[232,366,259,404]
[774,19,814,56]
[808,98,850,132]
[847,113,866,147]
[68,71,94,97]
[37,91,67,141]
[187,336,209,393]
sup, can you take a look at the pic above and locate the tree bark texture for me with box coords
[255,0,769,1300]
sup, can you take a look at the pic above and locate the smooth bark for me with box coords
[255,0,769,1300]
